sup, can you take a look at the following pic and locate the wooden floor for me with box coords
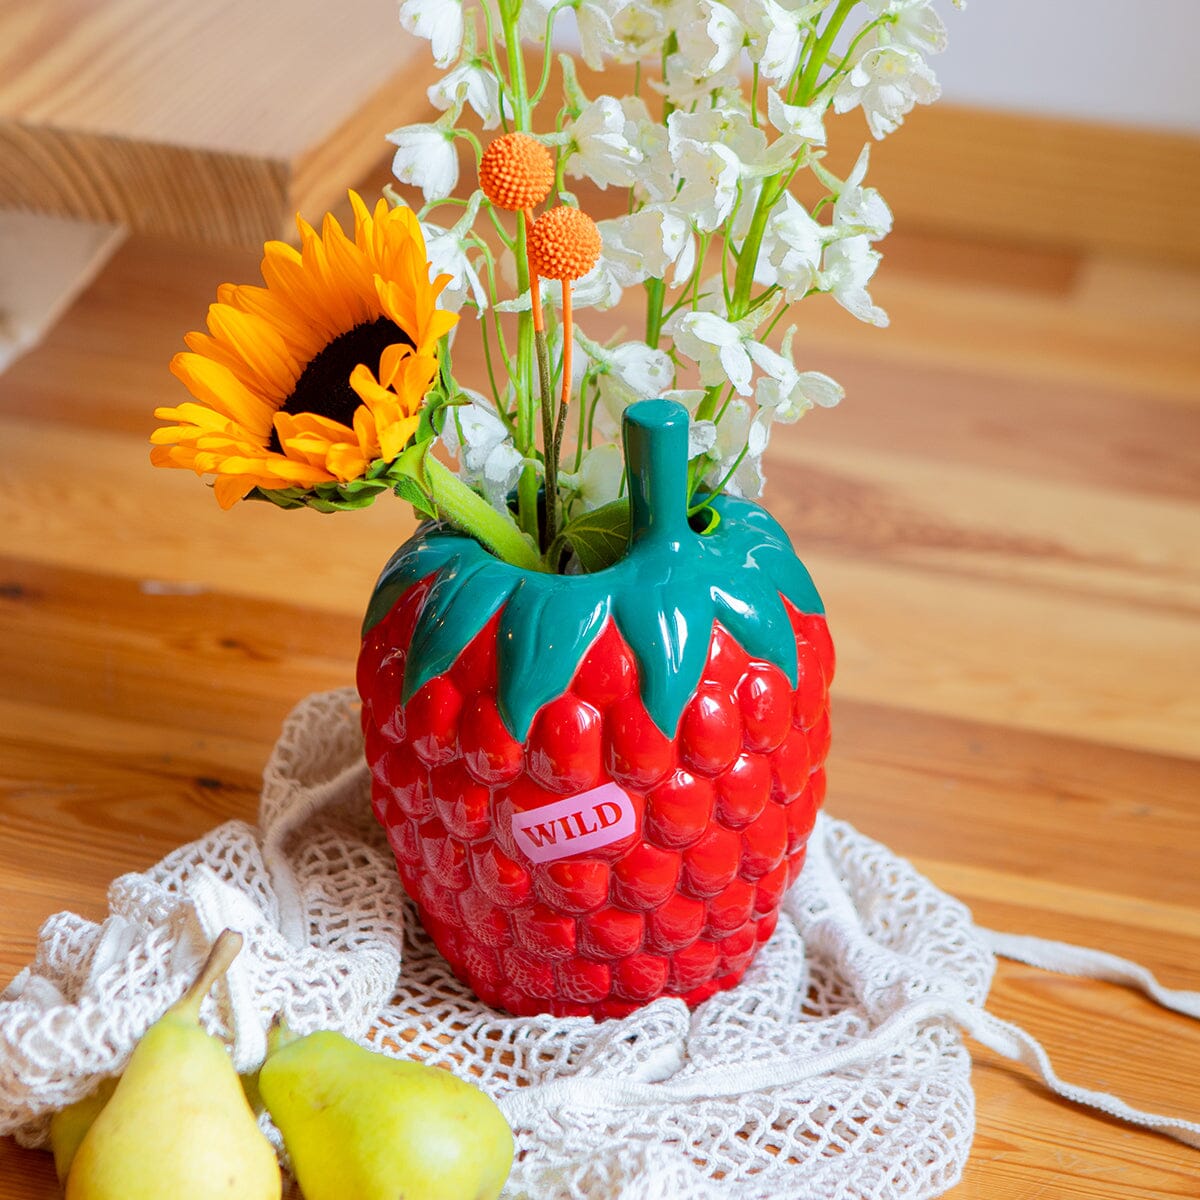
[1,182,1199,1196]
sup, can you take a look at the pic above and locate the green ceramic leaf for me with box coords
[363,400,825,741]
[405,558,516,684]
[496,581,612,732]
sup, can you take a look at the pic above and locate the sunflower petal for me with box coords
[206,304,300,398]
[325,443,370,483]
[213,475,257,509]
[168,353,275,437]
[276,410,358,443]
[221,282,326,361]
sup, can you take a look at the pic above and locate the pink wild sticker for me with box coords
[511,781,637,864]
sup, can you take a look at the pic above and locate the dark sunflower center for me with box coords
[268,316,413,452]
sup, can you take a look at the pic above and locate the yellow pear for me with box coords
[258,1022,513,1200]
[65,930,281,1200]
[49,1077,117,1183]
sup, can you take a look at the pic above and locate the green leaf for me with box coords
[386,441,432,487]
[247,487,308,510]
[393,474,438,520]
[562,500,631,573]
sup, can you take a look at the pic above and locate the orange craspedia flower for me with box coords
[528,206,602,281]
[479,132,555,212]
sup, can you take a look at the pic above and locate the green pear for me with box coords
[49,1077,117,1183]
[258,1023,513,1200]
[65,930,281,1200]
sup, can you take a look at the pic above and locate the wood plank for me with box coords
[856,104,1200,269]
[827,700,1200,914]
[0,557,359,737]
[791,262,1200,405]
[772,440,1200,614]
[0,0,431,246]
[794,352,1200,505]
[0,414,417,615]
[813,554,1200,759]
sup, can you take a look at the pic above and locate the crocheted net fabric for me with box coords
[0,689,995,1199]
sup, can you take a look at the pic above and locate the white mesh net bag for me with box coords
[2,689,1197,1198]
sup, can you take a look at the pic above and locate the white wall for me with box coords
[933,0,1200,133]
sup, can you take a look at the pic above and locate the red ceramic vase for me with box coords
[357,400,833,1018]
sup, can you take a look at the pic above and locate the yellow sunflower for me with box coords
[151,192,458,509]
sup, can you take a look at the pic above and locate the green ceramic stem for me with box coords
[624,399,692,549]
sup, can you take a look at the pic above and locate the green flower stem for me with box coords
[792,0,857,106]
[645,277,666,347]
[730,178,782,321]
[499,0,540,545]
[425,456,545,572]
[531,0,572,103]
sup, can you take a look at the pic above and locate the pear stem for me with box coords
[173,929,243,1020]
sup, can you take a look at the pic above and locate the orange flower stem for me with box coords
[536,323,556,553]
[523,209,545,336]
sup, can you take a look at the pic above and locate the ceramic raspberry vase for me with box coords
[357,399,833,1018]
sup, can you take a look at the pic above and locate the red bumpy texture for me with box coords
[358,581,834,1019]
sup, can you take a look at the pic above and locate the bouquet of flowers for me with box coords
[152,0,956,572]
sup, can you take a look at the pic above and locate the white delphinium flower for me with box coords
[575,0,621,69]
[660,53,743,108]
[833,44,941,139]
[668,312,799,397]
[688,419,718,459]
[560,443,624,512]
[736,0,805,85]
[398,0,464,69]
[518,0,559,41]
[866,0,948,55]
[821,235,889,326]
[832,146,893,240]
[766,89,826,145]
[611,0,672,59]
[387,119,459,203]
[440,392,526,509]
[564,96,645,189]
[617,98,673,200]
[420,193,488,315]
[427,59,509,130]
[668,108,801,220]
[754,330,844,421]
[668,109,766,172]
[706,399,769,498]
[669,312,755,394]
[590,339,676,430]
[670,142,742,232]
[758,193,825,300]
[673,0,745,76]
[496,262,624,313]
[598,207,694,288]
